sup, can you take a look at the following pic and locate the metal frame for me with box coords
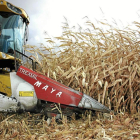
[14,50,37,71]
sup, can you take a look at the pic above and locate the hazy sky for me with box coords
[7,0,140,46]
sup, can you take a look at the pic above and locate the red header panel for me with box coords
[16,66,83,106]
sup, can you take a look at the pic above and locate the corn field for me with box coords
[25,19,140,114]
[1,19,140,139]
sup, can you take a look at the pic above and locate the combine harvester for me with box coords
[0,0,111,118]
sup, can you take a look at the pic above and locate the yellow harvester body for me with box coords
[0,0,29,96]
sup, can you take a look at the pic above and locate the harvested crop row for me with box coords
[0,112,139,139]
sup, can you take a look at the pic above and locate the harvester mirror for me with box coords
[0,23,1,37]
[25,26,29,42]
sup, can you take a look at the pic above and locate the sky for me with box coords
[6,0,140,46]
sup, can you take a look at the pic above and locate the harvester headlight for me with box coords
[7,2,22,14]
[2,53,6,59]
[0,1,3,4]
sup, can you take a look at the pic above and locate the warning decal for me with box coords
[19,91,34,97]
